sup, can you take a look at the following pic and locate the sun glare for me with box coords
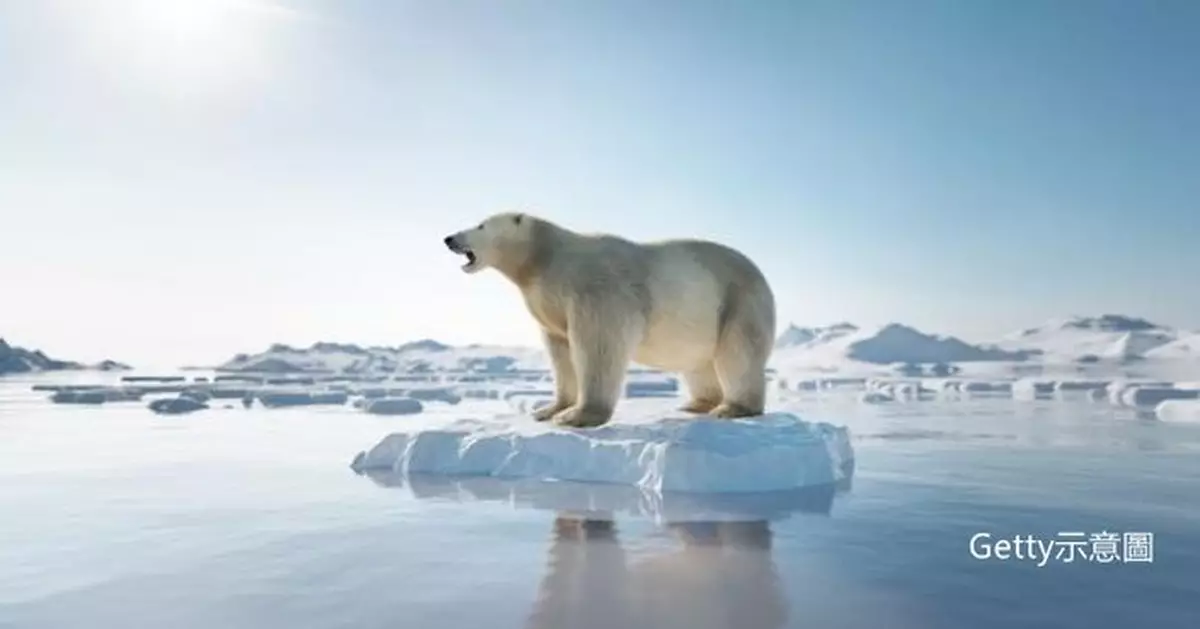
[64,0,301,98]
[129,0,237,44]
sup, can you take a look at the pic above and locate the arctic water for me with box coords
[2,375,1199,629]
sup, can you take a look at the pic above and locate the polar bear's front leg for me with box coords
[534,331,577,422]
[555,308,638,428]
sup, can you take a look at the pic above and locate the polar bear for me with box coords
[444,212,776,428]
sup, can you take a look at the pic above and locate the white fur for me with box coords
[445,213,776,427]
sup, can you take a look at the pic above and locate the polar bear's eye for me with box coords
[477,223,485,231]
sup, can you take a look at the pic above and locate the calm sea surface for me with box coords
[2,374,1199,629]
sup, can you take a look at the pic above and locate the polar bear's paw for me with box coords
[532,400,572,422]
[554,406,613,429]
[679,398,721,414]
[711,402,761,419]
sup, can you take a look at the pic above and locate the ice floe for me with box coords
[350,411,854,493]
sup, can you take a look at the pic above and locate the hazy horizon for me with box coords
[3,0,1199,367]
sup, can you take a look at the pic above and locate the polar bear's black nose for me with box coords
[443,235,455,248]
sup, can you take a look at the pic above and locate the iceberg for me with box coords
[350,411,854,493]
[1155,400,1200,424]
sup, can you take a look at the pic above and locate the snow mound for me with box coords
[774,322,859,349]
[771,323,1027,371]
[350,413,854,493]
[1155,400,1200,424]
[1059,314,1162,332]
[1145,333,1200,359]
[218,341,547,374]
[996,315,1177,363]
[0,337,109,374]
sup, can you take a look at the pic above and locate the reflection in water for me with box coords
[526,515,787,629]
[357,470,850,629]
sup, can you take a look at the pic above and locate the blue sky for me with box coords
[1,0,1198,366]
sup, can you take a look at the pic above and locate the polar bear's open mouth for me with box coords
[446,238,479,272]
[459,250,478,272]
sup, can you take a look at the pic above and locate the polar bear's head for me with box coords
[443,212,536,275]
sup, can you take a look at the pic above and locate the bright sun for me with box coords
[129,0,240,44]
[66,0,299,97]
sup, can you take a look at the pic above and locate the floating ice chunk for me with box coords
[822,377,868,389]
[858,391,894,404]
[121,376,186,383]
[1054,380,1110,393]
[1105,380,1172,405]
[776,377,825,392]
[1013,379,1056,400]
[148,397,208,415]
[355,386,410,399]
[960,381,1013,394]
[1119,386,1199,408]
[207,387,252,399]
[936,380,964,393]
[404,387,463,405]
[1155,400,1200,424]
[364,397,424,416]
[256,391,312,408]
[48,386,143,402]
[311,391,351,405]
[256,390,349,407]
[350,412,854,493]
[50,390,107,405]
[863,379,930,398]
[625,378,679,398]
[358,473,846,523]
[101,388,144,402]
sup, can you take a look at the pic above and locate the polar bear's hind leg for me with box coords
[710,289,772,419]
[680,363,722,414]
